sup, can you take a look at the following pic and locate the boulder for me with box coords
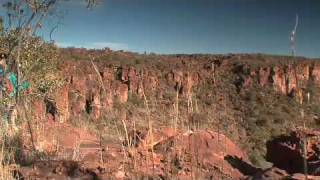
[266,129,320,175]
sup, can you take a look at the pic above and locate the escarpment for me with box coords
[29,53,320,123]
[20,51,320,179]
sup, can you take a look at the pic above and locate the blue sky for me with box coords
[1,0,320,57]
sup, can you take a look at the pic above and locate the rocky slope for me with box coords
[19,49,320,179]
[49,52,320,123]
[16,125,320,179]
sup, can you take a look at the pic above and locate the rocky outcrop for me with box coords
[258,67,271,87]
[18,126,251,179]
[296,63,310,87]
[312,63,320,85]
[19,52,320,179]
[271,66,286,94]
[248,167,289,180]
[266,129,320,175]
[32,59,204,122]
[29,53,320,122]
[20,122,100,161]
[234,60,320,103]
[248,167,320,180]
[55,85,69,122]
[128,128,250,179]
[17,125,320,179]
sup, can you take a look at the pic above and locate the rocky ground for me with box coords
[15,124,320,179]
[11,50,320,179]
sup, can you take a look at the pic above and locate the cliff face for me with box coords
[22,51,320,179]
[36,54,320,123]
[45,58,203,122]
[236,61,318,103]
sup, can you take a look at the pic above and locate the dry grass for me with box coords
[0,151,14,180]
[0,126,17,180]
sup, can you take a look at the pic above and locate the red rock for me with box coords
[115,83,128,104]
[128,67,138,93]
[243,76,254,89]
[286,65,298,95]
[30,55,320,123]
[249,167,288,180]
[295,88,304,104]
[182,72,200,95]
[21,122,100,159]
[101,91,113,111]
[132,128,250,179]
[296,63,310,87]
[32,98,45,122]
[142,70,158,93]
[183,72,193,94]
[173,70,183,85]
[121,67,129,82]
[266,129,320,175]
[272,66,287,94]
[115,170,125,179]
[312,63,320,85]
[55,85,69,123]
[92,93,101,119]
[258,67,271,87]
[102,67,114,82]
[72,75,87,95]
[290,173,319,180]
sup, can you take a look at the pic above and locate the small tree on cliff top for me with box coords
[0,0,102,174]
[0,0,102,109]
[0,0,101,94]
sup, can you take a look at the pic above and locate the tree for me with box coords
[0,1,102,176]
[0,4,102,102]
[290,14,299,56]
[0,0,102,120]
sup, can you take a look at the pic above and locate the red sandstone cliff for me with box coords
[33,54,320,122]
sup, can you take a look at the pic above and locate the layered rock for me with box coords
[30,54,320,122]
[125,128,251,179]
[34,59,203,122]
[248,167,320,180]
[17,124,252,179]
[55,85,69,122]
[19,52,320,179]
[17,125,320,179]
[114,82,128,103]
[312,63,320,85]
[266,129,320,175]
[258,67,271,87]
[235,60,320,104]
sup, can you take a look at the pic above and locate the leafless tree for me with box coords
[290,14,299,56]
[86,0,102,9]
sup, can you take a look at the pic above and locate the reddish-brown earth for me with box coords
[17,125,320,179]
[17,125,252,179]
[28,53,320,122]
[15,51,320,179]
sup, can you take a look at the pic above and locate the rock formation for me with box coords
[31,54,320,123]
[266,129,320,175]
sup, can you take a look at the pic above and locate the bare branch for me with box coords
[290,14,299,56]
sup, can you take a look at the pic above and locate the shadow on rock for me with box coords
[224,155,261,176]
[266,129,320,175]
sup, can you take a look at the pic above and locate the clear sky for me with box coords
[2,0,320,57]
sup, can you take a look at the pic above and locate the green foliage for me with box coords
[163,90,176,101]
[0,34,62,95]
[127,93,143,107]
[0,17,3,34]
